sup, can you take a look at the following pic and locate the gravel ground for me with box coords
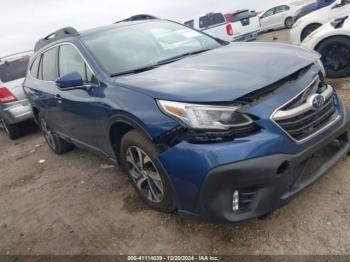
[0,29,350,255]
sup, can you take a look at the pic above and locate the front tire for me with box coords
[316,36,350,78]
[38,113,73,154]
[0,118,21,140]
[285,17,294,29]
[120,130,176,213]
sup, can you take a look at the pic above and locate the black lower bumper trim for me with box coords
[179,110,350,223]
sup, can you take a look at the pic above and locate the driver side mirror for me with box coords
[56,72,93,90]
[332,0,343,8]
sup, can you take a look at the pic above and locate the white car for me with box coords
[302,15,350,77]
[291,0,350,44]
[259,3,303,31]
[182,12,260,42]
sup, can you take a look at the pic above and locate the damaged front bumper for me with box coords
[158,101,350,223]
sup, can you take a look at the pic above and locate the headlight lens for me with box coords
[315,58,326,76]
[157,100,253,130]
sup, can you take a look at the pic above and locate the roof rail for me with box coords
[34,27,79,52]
[114,14,158,24]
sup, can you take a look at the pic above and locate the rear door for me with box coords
[198,13,230,41]
[229,10,261,39]
[30,47,63,132]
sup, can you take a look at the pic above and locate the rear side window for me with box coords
[199,13,226,28]
[30,56,41,79]
[0,56,30,83]
[184,20,194,28]
[41,48,57,81]
[58,44,95,83]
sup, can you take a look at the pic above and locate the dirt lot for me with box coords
[1,29,350,255]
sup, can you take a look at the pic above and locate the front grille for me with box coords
[272,77,339,142]
[276,97,336,141]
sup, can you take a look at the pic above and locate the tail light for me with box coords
[0,87,17,104]
[226,24,233,36]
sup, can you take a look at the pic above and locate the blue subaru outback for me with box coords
[23,19,350,222]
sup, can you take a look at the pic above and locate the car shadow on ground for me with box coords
[17,120,40,138]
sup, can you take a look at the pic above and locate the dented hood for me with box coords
[114,42,320,102]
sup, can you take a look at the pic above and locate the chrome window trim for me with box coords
[28,42,98,85]
[270,77,341,144]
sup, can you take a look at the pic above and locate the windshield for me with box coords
[81,20,222,75]
[0,55,30,83]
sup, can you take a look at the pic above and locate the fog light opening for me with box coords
[233,190,239,211]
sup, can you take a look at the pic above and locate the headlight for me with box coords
[157,100,253,130]
[315,58,326,76]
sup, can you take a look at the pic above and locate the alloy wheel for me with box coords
[126,146,164,203]
[40,118,56,150]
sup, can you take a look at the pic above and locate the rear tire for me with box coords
[285,17,294,29]
[0,118,21,140]
[38,113,73,154]
[316,36,350,78]
[301,23,321,42]
[120,130,176,213]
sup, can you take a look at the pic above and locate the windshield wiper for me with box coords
[110,64,160,77]
[110,48,215,77]
[156,48,215,65]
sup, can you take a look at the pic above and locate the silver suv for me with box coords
[0,52,33,139]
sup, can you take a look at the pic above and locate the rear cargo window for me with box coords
[199,13,226,29]
[0,56,30,83]
[226,10,257,23]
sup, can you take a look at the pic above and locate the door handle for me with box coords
[55,94,62,103]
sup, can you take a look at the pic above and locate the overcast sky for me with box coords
[0,0,289,57]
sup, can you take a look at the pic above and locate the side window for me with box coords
[275,5,290,13]
[184,20,194,28]
[30,56,41,78]
[42,48,57,81]
[262,8,275,18]
[58,44,95,83]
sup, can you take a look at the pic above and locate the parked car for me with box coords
[259,4,302,31]
[0,52,32,139]
[291,0,350,44]
[294,0,336,21]
[302,15,350,77]
[183,12,260,42]
[24,19,350,223]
